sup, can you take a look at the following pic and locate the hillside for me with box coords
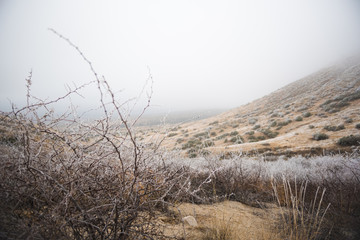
[146,57,360,157]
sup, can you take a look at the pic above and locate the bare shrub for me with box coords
[0,30,195,239]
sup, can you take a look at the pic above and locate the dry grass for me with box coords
[197,216,234,240]
[272,177,331,240]
[166,201,281,240]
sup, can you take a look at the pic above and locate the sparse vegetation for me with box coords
[229,136,244,144]
[277,119,292,129]
[209,120,219,125]
[345,118,353,123]
[248,135,266,142]
[260,128,279,139]
[303,111,312,117]
[215,133,229,140]
[253,124,261,130]
[230,131,239,136]
[168,132,178,137]
[204,140,215,147]
[269,121,277,127]
[245,130,254,135]
[323,124,345,131]
[312,133,329,141]
[320,90,360,113]
[182,138,202,149]
[186,147,198,157]
[248,118,258,125]
[194,131,210,139]
[337,135,360,146]
[295,116,303,121]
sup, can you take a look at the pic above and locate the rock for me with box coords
[182,216,198,227]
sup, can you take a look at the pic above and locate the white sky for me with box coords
[1,0,360,113]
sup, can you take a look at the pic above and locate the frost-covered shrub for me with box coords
[269,121,277,127]
[229,136,244,144]
[194,131,209,139]
[248,118,258,125]
[216,133,229,140]
[166,153,360,185]
[295,116,303,121]
[319,91,359,113]
[230,131,239,136]
[259,128,279,139]
[337,135,360,146]
[277,119,292,127]
[203,140,215,147]
[256,135,266,141]
[189,153,197,158]
[253,124,261,130]
[324,124,345,131]
[344,118,353,123]
[182,138,202,149]
[312,133,329,141]
[209,121,219,125]
[302,112,312,118]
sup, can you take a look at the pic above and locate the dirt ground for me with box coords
[160,201,282,240]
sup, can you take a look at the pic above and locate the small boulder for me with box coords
[182,216,198,227]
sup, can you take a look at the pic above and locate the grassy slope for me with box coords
[144,58,360,157]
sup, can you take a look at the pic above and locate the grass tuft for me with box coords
[199,217,235,240]
[272,177,330,240]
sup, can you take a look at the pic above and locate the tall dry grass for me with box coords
[198,217,234,240]
[272,177,331,240]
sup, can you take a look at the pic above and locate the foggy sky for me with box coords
[1,0,360,114]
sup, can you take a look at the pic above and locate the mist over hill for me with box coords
[151,56,360,156]
[132,109,227,126]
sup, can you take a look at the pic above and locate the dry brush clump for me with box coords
[166,152,360,239]
[0,31,202,239]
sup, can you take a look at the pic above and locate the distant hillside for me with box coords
[146,57,360,157]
